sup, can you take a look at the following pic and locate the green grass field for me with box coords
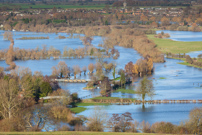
[0,132,157,135]
[70,107,87,114]
[147,35,202,54]
[113,77,120,81]
[0,3,107,9]
[113,89,136,94]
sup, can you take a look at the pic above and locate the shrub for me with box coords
[186,55,193,64]
[177,26,188,31]
[150,122,175,134]
[50,106,73,122]
[141,120,151,133]
[0,117,26,132]
[74,124,87,131]
[57,125,71,131]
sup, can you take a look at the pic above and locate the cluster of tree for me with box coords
[125,56,154,77]
[1,39,119,65]
[99,27,164,63]
[52,61,116,80]
[0,66,89,132]
[185,55,202,67]
[86,62,154,99]
[165,52,186,59]
[0,66,59,127]
[141,107,202,134]
[1,5,202,33]
[3,32,16,70]
[69,26,163,63]
[83,107,202,134]
[16,36,49,40]
[154,32,170,38]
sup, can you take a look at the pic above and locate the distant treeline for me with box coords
[0,0,195,5]
[113,0,191,7]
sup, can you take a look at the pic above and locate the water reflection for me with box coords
[156,30,202,42]
[79,103,202,125]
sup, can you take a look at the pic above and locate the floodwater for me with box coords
[156,30,202,42]
[156,30,202,58]
[0,30,202,127]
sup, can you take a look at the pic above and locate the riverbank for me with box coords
[147,35,202,54]
[178,61,202,69]
[147,34,202,69]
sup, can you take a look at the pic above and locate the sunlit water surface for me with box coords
[0,30,202,130]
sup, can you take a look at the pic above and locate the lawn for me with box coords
[147,35,202,54]
[113,89,136,94]
[0,131,157,135]
[70,107,87,114]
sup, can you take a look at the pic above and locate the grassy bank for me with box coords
[90,97,136,102]
[92,97,120,100]
[0,131,157,135]
[83,86,96,90]
[178,62,202,69]
[70,107,87,114]
[113,89,136,94]
[113,77,120,81]
[147,35,202,54]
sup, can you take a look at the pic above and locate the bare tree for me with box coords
[125,61,134,76]
[186,107,202,134]
[73,65,80,79]
[88,63,94,74]
[23,106,49,131]
[82,66,87,75]
[62,46,68,58]
[10,66,32,78]
[100,77,111,96]
[86,107,108,131]
[48,46,61,59]
[52,61,69,78]
[3,32,13,41]
[0,78,22,119]
[108,112,134,132]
